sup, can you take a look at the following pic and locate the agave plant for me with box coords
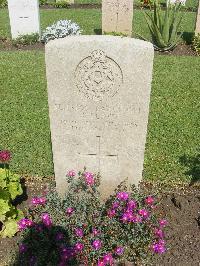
[144,0,185,51]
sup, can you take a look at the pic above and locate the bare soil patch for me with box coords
[0,38,197,57]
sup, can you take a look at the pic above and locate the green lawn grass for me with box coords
[0,52,199,183]
[0,8,197,42]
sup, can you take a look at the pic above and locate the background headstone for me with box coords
[8,0,40,39]
[195,0,200,34]
[56,0,74,4]
[45,36,154,198]
[102,0,134,36]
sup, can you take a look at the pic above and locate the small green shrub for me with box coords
[16,169,167,265]
[0,0,7,8]
[0,150,24,238]
[52,0,70,8]
[12,33,40,46]
[193,33,200,55]
[104,31,128,37]
[39,0,48,5]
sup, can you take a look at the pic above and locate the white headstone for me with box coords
[45,36,154,198]
[8,0,40,39]
[195,0,200,34]
[102,0,134,36]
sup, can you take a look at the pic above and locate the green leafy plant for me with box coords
[16,169,167,265]
[104,31,128,37]
[12,33,40,46]
[143,0,185,51]
[39,0,48,5]
[0,150,24,238]
[0,0,7,8]
[52,0,70,8]
[193,33,200,55]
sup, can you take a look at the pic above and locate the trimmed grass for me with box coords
[0,51,53,176]
[0,52,199,183]
[0,9,197,42]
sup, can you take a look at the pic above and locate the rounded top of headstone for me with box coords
[45,35,154,52]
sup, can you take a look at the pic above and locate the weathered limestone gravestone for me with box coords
[56,0,74,4]
[102,0,134,36]
[195,0,200,34]
[8,0,40,39]
[45,36,154,197]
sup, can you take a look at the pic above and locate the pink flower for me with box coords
[67,170,76,177]
[121,212,130,223]
[84,172,95,186]
[159,219,168,227]
[66,207,74,216]
[92,239,102,250]
[145,196,154,205]
[41,213,52,227]
[19,243,27,253]
[127,200,137,209]
[18,218,34,231]
[75,242,84,252]
[31,197,46,206]
[121,210,134,223]
[75,228,84,237]
[154,228,164,238]
[38,197,46,204]
[152,240,166,254]
[103,253,113,264]
[117,192,129,201]
[92,228,100,236]
[98,259,105,266]
[138,209,149,219]
[107,209,116,218]
[115,246,124,255]
[112,201,120,209]
[0,150,11,162]
[31,197,39,205]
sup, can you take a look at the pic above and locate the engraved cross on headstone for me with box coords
[78,136,118,172]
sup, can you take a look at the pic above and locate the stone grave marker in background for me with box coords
[102,0,134,36]
[8,0,40,39]
[56,0,74,4]
[45,36,154,198]
[195,0,200,34]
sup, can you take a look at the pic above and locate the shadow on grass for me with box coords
[182,32,195,45]
[179,153,200,185]
[94,28,102,35]
[13,223,77,266]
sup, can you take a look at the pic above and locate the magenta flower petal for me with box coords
[0,150,11,162]
[92,239,102,250]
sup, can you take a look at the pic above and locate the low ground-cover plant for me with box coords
[193,33,200,55]
[0,151,23,238]
[16,170,167,265]
[0,0,7,7]
[52,0,70,8]
[12,33,40,46]
[143,0,186,51]
[41,20,81,43]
